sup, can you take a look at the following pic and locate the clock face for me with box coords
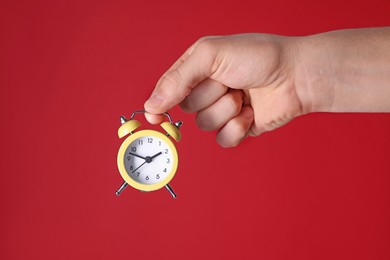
[123,135,175,185]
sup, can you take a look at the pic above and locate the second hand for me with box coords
[132,161,147,174]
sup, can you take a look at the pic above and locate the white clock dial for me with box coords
[123,135,174,185]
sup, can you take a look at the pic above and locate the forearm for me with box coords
[294,27,390,113]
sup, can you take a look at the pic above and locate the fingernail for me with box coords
[145,93,164,109]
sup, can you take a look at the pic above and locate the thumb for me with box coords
[144,39,219,114]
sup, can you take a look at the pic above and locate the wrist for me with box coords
[290,34,336,114]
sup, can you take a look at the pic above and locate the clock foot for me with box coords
[115,181,128,196]
[165,184,177,198]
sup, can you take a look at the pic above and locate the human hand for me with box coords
[144,34,304,147]
[144,28,390,147]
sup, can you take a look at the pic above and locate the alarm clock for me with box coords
[115,110,182,198]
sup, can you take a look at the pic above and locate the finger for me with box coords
[144,113,165,125]
[216,106,254,148]
[144,38,220,114]
[195,90,243,131]
[180,78,228,113]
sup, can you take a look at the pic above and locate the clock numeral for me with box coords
[136,172,140,178]
[164,149,168,154]
[138,140,143,145]
[130,166,134,171]
[159,141,161,146]
[127,156,131,161]
[156,174,160,179]
[148,138,153,143]
[166,158,170,164]
[131,147,136,152]
[163,168,167,173]
[145,176,149,181]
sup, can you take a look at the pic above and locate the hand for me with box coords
[129,152,146,160]
[144,34,304,147]
[131,161,147,174]
[144,29,390,147]
[150,151,162,160]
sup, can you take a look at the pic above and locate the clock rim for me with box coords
[117,129,179,192]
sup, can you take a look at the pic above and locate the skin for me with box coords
[144,27,390,147]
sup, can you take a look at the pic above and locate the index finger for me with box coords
[144,38,220,115]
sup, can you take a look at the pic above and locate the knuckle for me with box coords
[195,113,213,131]
[231,121,248,140]
[161,70,181,88]
[195,37,217,55]
[217,119,248,148]
[193,36,220,73]
[160,68,190,100]
[195,36,214,46]
[225,91,243,113]
[179,99,195,113]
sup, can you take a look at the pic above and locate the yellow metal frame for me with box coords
[117,130,178,191]
[160,122,182,142]
[118,119,141,138]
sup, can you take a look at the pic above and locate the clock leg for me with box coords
[165,184,177,198]
[115,181,128,196]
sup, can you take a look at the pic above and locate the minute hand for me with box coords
[129,152,146,160]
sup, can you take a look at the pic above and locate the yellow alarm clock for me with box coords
[115,110,182,198]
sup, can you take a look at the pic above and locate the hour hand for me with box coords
[129,152,146,160]
[150,151,162,159]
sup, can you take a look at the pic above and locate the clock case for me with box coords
[115,110,183,198]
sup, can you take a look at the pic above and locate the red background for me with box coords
[1,0,390,259]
